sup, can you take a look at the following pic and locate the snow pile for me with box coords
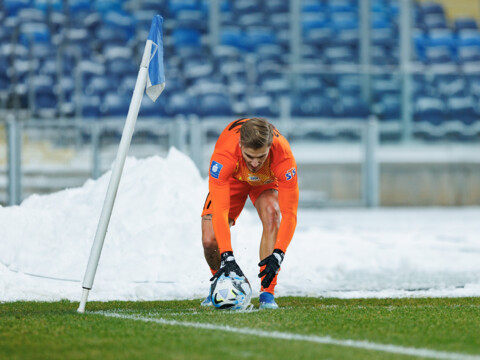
[1,148,480,302]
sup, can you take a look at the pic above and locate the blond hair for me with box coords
[240,118,274,149]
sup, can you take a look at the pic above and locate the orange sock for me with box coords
[260,265,280,295]
[210,268,217,276]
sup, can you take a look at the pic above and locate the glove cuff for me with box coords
[220,251,235,264]
[273,249,285,264]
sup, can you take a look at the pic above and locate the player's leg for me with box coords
[253,188,282,309]
[254,189,281,261]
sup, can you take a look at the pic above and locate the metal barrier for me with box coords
[2,113,381,207]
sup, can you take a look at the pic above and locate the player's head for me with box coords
[239,118,273,172]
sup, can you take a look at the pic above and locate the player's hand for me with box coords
[258,249,284,288]
[210,251,244,281]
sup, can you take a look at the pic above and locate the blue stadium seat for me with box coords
[454,17,478,32]
[168,0,199,16]
[95,25,129,46]
[198,93,233,117]
[265,0,289,13]
[32,0,63,13]
[80,95,102,118]
[231,0,262,16]
[338,96,370,119]
[166,93,198,116]
[138,94,169,117]
[4,0,31,16]
[376,95,401,121]
[418,1,445,16]
[295,75,325,97]
[457,46,480,64]
[220,27,245,50]
[456,30,480,47]
[447,96,477,124]
[422,13,448,29]
[291,94,335,117]
[337,75,362,96]
[172,28,202,48]
[85,76,118,97]
[19,23,50,46]
[413,96,446,124]
[94,0,123,15]
[323,45,357,64]
[436,76,467,98]
[175,10,207,32]
[247,93,278,117]
[244,28,276,52]
[102,93,130,117]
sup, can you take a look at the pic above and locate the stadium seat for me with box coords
[323,45,357,64]
[138,94,169,117]
[338,96,370,119]
[291,94,335,117]
[102,93,130,117]
[447,96,477,124]
[436,76,467,98]
[4,0,31,16]
[375,95,401,121]
[457,46,480,64]
[247,93,278,117]
[413,96,446,124]
[85,76,118,97]
[198,93,233,117]
[166,93,198,116]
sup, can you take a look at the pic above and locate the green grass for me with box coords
[1,297,479,360]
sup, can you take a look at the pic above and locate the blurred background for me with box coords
[0,0,479,207]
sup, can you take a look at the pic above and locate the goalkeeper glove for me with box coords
[210,251,244,281]
[258,249,284,288]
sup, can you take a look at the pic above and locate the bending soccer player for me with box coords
[201,118,299,309]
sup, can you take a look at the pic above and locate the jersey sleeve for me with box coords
[208,152,236,254]
[272,153,299,253]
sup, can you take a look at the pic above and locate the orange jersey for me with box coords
[208,118,299,254]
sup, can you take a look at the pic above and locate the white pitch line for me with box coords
[95,311,480,360]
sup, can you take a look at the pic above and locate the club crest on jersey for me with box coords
[285,167,296,181]
[210,161,223,179]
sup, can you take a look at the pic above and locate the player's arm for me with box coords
[275,160,299,253]
[208,154,246,279]
[208,154,234,254]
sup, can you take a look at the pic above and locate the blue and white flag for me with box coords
[145,15,165,102]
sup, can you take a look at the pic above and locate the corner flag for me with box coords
[78,15,165,313]
[146,15,165,102]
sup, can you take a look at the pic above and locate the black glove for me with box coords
[210,251,244,281]
[258,249,284,288]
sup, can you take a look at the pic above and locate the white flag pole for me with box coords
[77,40,154,314]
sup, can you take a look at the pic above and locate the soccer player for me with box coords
[201,118,299,309]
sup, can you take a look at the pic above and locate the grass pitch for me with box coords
[1,297,479,360]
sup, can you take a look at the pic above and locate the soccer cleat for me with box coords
[259,292,279,310]
[200,294,212,307]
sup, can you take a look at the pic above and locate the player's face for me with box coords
[240,144,270,172]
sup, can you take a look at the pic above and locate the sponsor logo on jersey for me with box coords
[210,160,223,179]
[248,175,260,181]
[285,167,296,181]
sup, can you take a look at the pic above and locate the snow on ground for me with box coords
[1,148,479,302]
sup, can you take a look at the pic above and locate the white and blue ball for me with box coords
[210,273,252,310]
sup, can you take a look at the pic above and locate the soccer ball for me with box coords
[210,272,252,310]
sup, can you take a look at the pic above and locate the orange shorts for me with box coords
[202,179,278,223]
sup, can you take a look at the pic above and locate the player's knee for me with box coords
[262,202,281,231]
[202,232,218,252]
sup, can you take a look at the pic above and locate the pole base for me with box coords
[77,288,90,313]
